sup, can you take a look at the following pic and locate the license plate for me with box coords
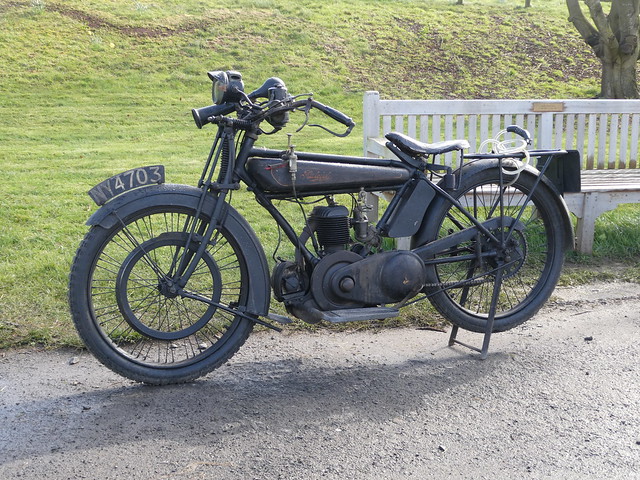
[88,165,165,206]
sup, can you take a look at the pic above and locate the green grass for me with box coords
[0,0,638,348]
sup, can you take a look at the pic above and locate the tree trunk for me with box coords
[601,56,616,98]
[620,54,639,97]
[566,0,640,98]
[608,0,639,97]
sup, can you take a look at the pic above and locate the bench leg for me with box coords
[572,192,631,255]
[574,193,599,254]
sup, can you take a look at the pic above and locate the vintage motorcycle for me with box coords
[69,70,577,384]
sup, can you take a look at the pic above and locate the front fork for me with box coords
[172,124,242,289]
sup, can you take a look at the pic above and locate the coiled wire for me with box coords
[478,129,530,185]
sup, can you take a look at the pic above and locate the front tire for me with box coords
[420,166,566,333]
[69,205,255,384]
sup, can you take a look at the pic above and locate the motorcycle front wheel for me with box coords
[421,165,566,333]
[69,205,254,384]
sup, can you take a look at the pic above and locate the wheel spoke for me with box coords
[423,167,564,333]
[72,206,253,380]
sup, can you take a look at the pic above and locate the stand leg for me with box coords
[448,325,459,346]
[480,268,503,359]
[447,269,504,360]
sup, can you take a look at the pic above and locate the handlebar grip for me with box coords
[506,125,532,144]
[311,100,355,128]
[191,104,236,129]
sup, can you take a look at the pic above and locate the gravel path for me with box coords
[1,281,639,479]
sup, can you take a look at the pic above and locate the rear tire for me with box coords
[69,205,255,384]
[421,166,566,333]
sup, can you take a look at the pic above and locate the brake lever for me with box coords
[294,97,353,137]
[307,122,354,137]
[294,99,313,133]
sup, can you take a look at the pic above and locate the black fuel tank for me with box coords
[246,157,412,194]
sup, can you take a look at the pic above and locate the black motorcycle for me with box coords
[69,71,575,384]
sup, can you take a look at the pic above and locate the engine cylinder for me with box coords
[310,205,350,253]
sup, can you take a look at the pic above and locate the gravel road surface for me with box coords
[1,281,639,479]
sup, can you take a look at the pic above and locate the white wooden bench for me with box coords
[363,92,640,254]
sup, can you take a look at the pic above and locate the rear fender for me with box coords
[86,183,270,316]
[412,159,574,250]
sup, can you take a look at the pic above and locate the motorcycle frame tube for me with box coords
[239,146,553,242]
[232,133,419,267]
[181,124,572,294]
[235,144,426,266]
[235,141,510,267]
[247,147,410,168]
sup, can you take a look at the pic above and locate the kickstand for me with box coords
[448,269,503,360]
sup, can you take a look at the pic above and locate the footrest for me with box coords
[266,313,293,324]
[321,307,399,323]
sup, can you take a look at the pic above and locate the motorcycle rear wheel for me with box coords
[69,205,254,384]
[421,166,566,333]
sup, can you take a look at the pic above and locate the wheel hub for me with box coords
[157,277,180,299]
[115,233,222,341]
[486,229,527,279]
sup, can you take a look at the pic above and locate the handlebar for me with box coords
[191,94,355,136]
[308,100,355,129]
[192,103,236,129]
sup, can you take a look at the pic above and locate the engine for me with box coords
[271,203,355,303]
[271,198,426,322]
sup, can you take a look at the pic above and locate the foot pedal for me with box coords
[266,313,293,324]
[321,307,399,323]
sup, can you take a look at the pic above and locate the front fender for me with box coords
[87,183,207,228]
[86,183,271,316]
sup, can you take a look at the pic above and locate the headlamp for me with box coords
[207,70,244,105]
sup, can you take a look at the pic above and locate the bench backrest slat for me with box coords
[363,92,640,170]
[631,115,640,168]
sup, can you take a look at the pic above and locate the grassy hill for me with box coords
[0,0,636,348]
